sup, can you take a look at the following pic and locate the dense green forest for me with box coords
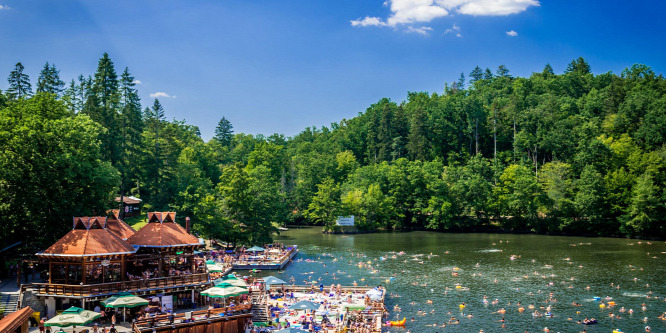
[1,54,665,250]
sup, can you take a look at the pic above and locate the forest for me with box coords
[1,54,665,250]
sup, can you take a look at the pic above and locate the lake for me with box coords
[262,227,666,332]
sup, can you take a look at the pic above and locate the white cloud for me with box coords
[351,0,539,32]
[351,16,386,27]
[0,4,10,10]
[405,26,433,35]
[387,0,449,26]
[444,23,461,35]
[132,80,142,84]
[150,92,175,99]
[452,0,540,16]
[506,30,518,36]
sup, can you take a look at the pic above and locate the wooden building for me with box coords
[114,196,143,217]
[25,212,209,318]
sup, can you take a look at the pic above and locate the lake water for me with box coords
[264,227,666,332]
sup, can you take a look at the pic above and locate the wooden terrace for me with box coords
[22,272,211,299]
[132,305,252,333]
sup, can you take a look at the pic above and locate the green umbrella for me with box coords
[201,283,249,298]
[213,277,248,288]
[44,306,100,328]
[102,292,149,308]
[205,260,216,264]
[247,246,265,252]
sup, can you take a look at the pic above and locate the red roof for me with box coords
[127,212,202,248]
[38,217,136,257]
[104,212,136,240]
[0,306,33,332]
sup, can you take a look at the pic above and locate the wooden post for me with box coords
[121,255,126,282]
[16,261,21,288]
[82,259,87,285]
[158,253,164,278]
[48,262,52,284]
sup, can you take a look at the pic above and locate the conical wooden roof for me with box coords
[106,210,136,240]
[126,212,202,248]
[37,217,136,257]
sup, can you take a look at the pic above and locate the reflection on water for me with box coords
[262,227,666,332]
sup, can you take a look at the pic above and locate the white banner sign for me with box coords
[336,216,355,226]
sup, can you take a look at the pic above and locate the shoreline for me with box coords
[287,224,663,241]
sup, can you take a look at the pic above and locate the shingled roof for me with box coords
[106,210,137,240]
[37,217,136,257]
[127,212,203,248]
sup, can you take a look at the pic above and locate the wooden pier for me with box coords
[232,246,298,270]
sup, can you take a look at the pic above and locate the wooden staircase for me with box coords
[250,291,270,323]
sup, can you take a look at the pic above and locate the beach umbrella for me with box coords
[274,328,310,333]
[102,292,149,322]
[247,246,265,252]
[102,292,149,308]
[201,283,249,298]
[213,277,248,288]
[288,300,320,311]
[365,288,383,301]
[44,306,100,329]
[263,276,287,286]
[205,260,216,264]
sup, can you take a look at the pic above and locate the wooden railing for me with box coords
[233,246,298,266]
[132,304,252,332]
[26,273,210,297]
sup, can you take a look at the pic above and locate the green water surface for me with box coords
[264,227,666,332]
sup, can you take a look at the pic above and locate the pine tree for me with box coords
[496,65,510,78]
[215,117,234,146]
[457,72,466,90]
[118,67,143,214]
[6,62,32,100]
[407,107,428,160]
[36,62,64,96]
[565,57,591,75]
[470,66,483,84]
[85,53,121,163]
[542,63,554,77]
[483,68,494,80]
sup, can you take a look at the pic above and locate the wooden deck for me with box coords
[132,305,252,333]
[24,273,211,298]
[232,247,298,270]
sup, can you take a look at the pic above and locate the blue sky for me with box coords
[1,0,664,139]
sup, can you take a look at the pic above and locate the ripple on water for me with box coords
[477,248,503,253]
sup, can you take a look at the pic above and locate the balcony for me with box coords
[25,273,210,298]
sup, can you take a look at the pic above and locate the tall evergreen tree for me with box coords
[496,65,510,78]
[566,57,591,75]
[85,53,121,163]
[6,62,32,100]
[118,67,143,216]
[483,68,494,80]
[36,62,64,96]
[407,107,428,160]
[470,66,483,84]
[542,63,555,77]
[214,116,234,146]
